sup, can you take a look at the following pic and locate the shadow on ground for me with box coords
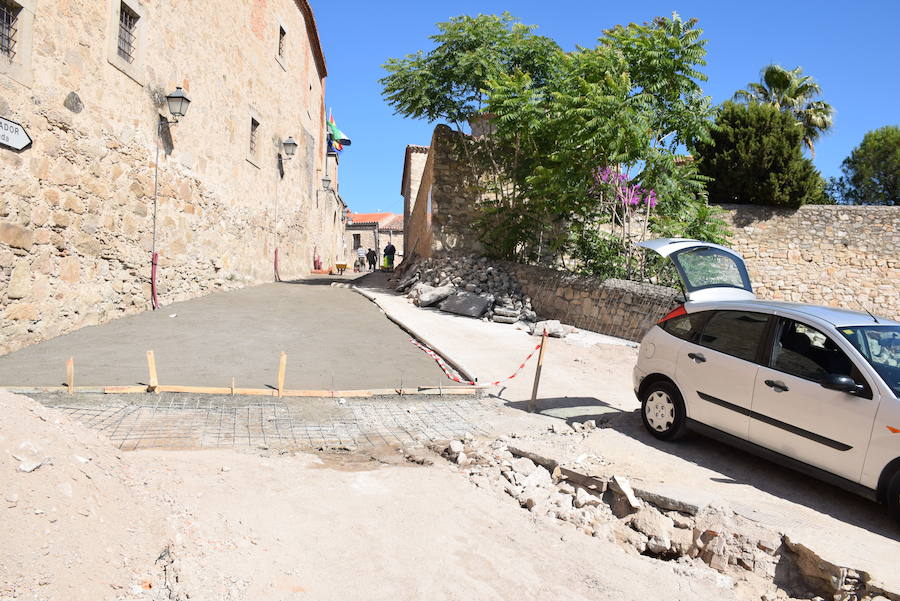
[502,395,899,542]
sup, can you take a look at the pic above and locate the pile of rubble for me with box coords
[394,256,566,337]
[429,429,895,601]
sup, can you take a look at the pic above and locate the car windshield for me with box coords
[839,325,900,397]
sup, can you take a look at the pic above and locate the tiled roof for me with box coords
[350,212,393,225]
[381,214,404,231]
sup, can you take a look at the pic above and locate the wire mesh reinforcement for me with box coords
[44,395,487,452]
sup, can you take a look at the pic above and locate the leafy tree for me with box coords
[827,126,900,205]
[695,102,826,208]
[733,64,834,157]
[484,14,719,263]
[382,13,727,277]
[380,13,561,127]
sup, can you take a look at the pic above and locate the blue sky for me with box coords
[312,1,900,215]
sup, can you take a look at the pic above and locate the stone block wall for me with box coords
[405,125,483,261]
[721,205,900,320]
[499,261,680,342]
[1,0,341,355]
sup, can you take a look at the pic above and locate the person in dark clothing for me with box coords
[366,248,376,271]
[384,242,396,269]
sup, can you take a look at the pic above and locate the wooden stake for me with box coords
[528,330,548,413]
[66,357,74,395]
[277,351,287,398]
[146,350,159,393]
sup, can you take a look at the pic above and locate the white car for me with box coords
[632,238,900,523]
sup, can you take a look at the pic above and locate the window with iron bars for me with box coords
[278,26,286,59]
[0,0,20,60]
[249,118,259,155]
[117,2,138,64]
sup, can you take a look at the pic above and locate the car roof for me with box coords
[684,299,900,328]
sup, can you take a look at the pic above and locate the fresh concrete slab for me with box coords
[0,278,449,390]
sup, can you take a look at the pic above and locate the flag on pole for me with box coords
[327,110,351,152]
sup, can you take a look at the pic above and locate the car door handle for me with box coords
[765,379,790,393]
[688,352,706,363]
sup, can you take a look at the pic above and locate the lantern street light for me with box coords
[165,87,191,121]
[282,136,298,157]
[150,86,192,310]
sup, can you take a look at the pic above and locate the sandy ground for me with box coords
[0,276,447,390]
[2,389,741,601]
[355,275,900,593]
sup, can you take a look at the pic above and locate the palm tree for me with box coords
[734,64,834,157]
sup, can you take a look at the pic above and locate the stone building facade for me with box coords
[401,144,428,247]
[1,0,346,355]
[345,212,404,267]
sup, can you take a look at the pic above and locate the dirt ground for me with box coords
[2,389,741,601]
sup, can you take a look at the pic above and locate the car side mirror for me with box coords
[820,373,865,395]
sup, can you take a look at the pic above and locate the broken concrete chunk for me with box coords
[574,487,601,508]
[531,319,567,338]
[493,306,519,318]
[630,506,674,543]
[448,440,464,456]
[491,315,518,324]
[17,460,44,473]
[418,284,455,307]
[521,466,553,489]
[609,475,642,510]
[510,457,537,477]
[438,292,492,317]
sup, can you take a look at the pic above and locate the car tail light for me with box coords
[657,305,687,324]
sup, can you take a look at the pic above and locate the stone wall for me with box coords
[0,0,342,355]
[401,145,428,245]
[405,125,483,261]
[498,261,680,342]
[721,205,900,320]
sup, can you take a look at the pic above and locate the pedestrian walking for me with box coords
[366,248,377,271]
[355,246,366,272]
[384,242,396,270]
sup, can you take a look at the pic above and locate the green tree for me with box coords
[380,13,561,127]
[733,64,834,157]
[381,13,726,276]
[695,102,826,208]
[484,14,718,262]
[827,126,900,205]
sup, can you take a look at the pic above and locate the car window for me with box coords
[661,311,709,342]
[670,247,752,292]
[771,319,866,386]
[698,311,769,362]
[840,325,900,397]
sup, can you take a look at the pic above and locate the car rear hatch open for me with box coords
[637,238,755,302]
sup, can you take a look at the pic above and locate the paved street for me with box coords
[0,276,448,390]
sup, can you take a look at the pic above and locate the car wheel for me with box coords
[641,380,688,441]
[888,469,900,525]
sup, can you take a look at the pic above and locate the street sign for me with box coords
[0,117,32,151]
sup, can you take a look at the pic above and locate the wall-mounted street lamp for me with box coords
[151,86,192,310]
[165,87,191,121]
[274,137,297,282]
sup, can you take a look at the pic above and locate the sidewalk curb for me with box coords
[351,286,482,388]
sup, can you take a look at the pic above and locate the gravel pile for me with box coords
[394,255,538,326]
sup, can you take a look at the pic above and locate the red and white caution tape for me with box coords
[410,338,543,387]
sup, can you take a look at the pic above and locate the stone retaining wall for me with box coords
[499,261,680,342]
[721,205,900,320]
